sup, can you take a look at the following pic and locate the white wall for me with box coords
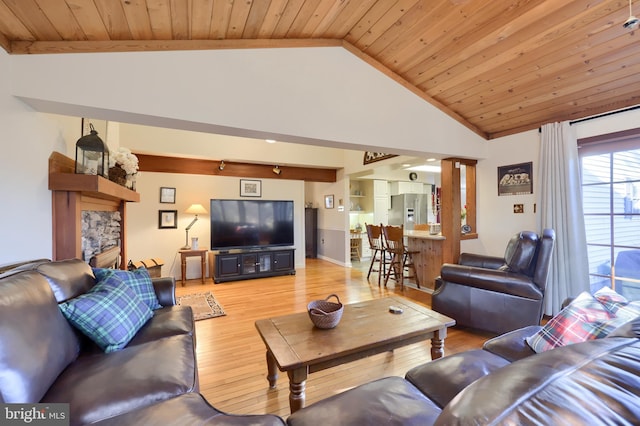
[464,129,540,256]
[9,47,488,161]
[0,50,69,265]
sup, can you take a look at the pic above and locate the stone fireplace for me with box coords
[81,211,121,262]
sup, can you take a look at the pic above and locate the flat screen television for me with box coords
[210,199,294,250]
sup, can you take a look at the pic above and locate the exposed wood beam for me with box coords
[9,38,342,54]
[0,31,9,53]
[135,153,337,183]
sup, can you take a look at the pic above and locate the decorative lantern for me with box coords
[75,123,109,178]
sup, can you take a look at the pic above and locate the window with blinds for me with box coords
[579,129,640,300]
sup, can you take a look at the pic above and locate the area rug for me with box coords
[177,291,226,321]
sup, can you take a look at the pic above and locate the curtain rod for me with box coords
[538,104,640,133]
[569,104,640,125]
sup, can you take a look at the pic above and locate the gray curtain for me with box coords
[539,122,590,315]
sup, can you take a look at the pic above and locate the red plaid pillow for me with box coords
[594,286,640,321]
[526,292,627,353]
[594,286,629,311]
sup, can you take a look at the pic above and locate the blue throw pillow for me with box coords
[93,267,162,310]
[59,269,153,353]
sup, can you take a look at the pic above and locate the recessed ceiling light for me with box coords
[402,163,411,167]
[426,158,437,162]
[265,139,276,144]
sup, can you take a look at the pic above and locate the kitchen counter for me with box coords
[404,230,446,240]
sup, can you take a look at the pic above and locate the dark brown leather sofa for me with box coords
[287,325,640,425]
[432,229,555,334]
[0,259,284,426]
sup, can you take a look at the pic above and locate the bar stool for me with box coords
[365,223,386,285]
[350,231,361,261]
[382,224,420,290]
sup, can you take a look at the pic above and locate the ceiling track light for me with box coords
[272,165,282,175]
[624,0,639,29]
[218,160,225,171]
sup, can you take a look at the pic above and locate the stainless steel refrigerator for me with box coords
[388,194,433,230]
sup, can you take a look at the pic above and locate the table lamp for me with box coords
[181,203,208,249]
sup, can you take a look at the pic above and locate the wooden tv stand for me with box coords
[209,248,295,284]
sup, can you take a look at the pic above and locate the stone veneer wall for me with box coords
[81,211,121,262]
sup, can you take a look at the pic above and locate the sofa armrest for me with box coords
[405,350,510,409]
[608,316,640,338]
[152,277,176,307]
[459,253,505,269]
[482,325,541,362]
[440,264,543,300]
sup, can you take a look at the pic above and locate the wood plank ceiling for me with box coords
[0,0,638,139]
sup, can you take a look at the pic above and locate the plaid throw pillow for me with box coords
[594,286,640,321]
[525,292,628,353]
[93,267,161,310]
[594,286,629,311]
[59,269,153,353]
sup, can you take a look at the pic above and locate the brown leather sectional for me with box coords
[287,324,640,424]
[0,259,284,426]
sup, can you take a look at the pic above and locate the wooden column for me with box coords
[440,159,461,264]
[464,163,477,238]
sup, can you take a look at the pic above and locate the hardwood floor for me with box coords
[175,258,495,419]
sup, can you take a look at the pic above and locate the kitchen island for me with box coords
[404,230,446,290]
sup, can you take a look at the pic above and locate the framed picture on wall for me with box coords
[158,210,178,229]
[324,194,334,209]
[497,162,533,196]
[160,187,176,204]
[240,179,262,197]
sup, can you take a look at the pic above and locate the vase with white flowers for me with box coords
[109,147,139,190]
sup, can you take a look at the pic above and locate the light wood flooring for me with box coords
[175,258,495,420]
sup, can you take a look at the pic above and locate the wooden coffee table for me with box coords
[254,296,455,413]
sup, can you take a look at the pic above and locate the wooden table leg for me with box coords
[288,367,308,413]
[430,328,446,359]
[266,350,278,389]
[200,253,206,284]
[180,254,186,287]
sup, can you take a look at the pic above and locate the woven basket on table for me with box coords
[307,294,344,329]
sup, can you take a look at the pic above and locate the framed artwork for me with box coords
[240,179,262,197]
[158,210,178,229]
[80,118,108,139]
[363,152,397,165]
[324,194,335,209]
[498,162,533,196]
[160,187,176,204]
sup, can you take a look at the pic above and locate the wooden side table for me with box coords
[178,249,208,286]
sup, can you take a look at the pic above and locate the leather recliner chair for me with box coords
[432,229,555,335]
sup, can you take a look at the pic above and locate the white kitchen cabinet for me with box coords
[390,181,425,195]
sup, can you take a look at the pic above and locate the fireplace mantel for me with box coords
[48,151,139,266]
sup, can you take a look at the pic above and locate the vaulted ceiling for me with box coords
[0,0,638,140]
